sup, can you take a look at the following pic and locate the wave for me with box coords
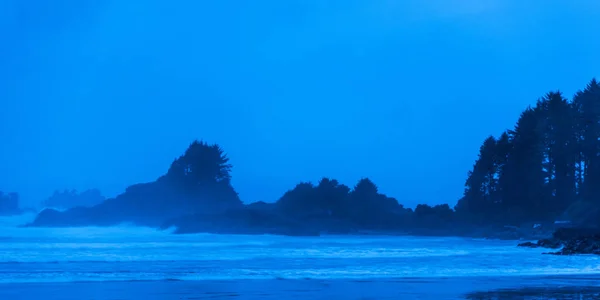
[2,266,600,284]
[0,213,176,241]
[2,215,600,285]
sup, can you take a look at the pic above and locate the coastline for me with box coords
[1,275,598,300]
[170,225,553,242]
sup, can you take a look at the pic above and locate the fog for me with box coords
[3,0,600,208]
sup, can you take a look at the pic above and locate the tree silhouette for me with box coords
[460,136,498,218]
[573,79,600,203]
[163,140,241,212]
[536,91,577,214]
[347,178,403,227]
[457,78,600,225]
[277,178,352,218]
[276,177,405,228]
[414,204,454,228]
[314,178,351,218]
[166,140,233,187]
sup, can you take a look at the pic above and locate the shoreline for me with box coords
[170,228,551,241]
[3,272,600,284]
[13,222,550,242]
[1,274,598,300]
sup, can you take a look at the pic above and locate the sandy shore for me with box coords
[0,275,599,300]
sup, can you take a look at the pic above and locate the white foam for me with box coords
[2,215,600,283]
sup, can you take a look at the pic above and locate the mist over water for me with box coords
[0,213,37,230]
[1,215,600,284]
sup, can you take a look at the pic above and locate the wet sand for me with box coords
[466,286,600,299]
[1,275,599,300]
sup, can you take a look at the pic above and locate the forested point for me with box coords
[456,78,600,226]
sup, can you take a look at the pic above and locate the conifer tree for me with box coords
[573,79,600,202]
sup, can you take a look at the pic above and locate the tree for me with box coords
[494,131,512,204]
[276,178,352,218]
[162,140,241,211]
[314,178,351,218]
[166,140,232,186]
[573,79,600,202]
[460,136,498,217]
[498,107,547,221]
[536,91,577,214]
[414,204,454,227]
[277,182,319,217]
[348,178,402,227]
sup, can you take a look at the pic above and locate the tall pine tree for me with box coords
[459,136,499,221]
[573,79,600,202]
[500,107,547,221]
[536,91,577,215]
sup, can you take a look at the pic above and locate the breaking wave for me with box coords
[1,215,600,283]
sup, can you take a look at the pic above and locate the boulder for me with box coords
[548,238,600,255]
[517,241,539,248]
[517,239,562,249]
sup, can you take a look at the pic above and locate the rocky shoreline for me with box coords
[518,228,600,255]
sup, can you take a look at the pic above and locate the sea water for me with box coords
[1,213,600,299]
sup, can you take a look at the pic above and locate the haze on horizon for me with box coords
[1,0,600,207]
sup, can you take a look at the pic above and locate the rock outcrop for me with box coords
[518,227,600,255]
[27,141,243,228]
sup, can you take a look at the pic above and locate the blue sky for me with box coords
[2,0,600,207]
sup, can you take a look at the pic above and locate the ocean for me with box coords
[1,213,599,299]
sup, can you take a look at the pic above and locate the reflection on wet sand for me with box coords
[466,286,600,299]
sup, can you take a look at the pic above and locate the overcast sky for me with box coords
[2,0,600,207]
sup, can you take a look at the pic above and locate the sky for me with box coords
[1,0,600,208]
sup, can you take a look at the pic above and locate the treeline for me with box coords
[275,178,454,230]
[30,140,456,233]
[456,79,600,225]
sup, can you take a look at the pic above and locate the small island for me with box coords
[26,79,600,254]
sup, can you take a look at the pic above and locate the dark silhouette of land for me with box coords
[26,79,600,247]
[30,141,243,228]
